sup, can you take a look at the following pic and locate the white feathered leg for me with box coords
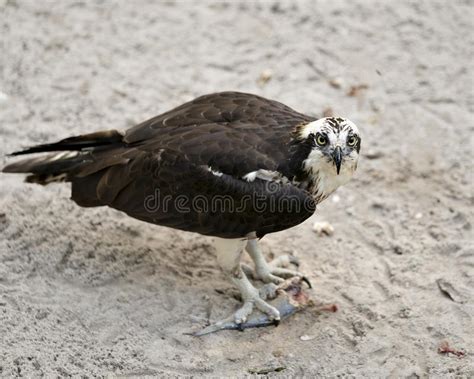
[213,237,280,324]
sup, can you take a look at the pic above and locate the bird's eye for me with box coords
[347,136,358,147]
[316,134,327,146]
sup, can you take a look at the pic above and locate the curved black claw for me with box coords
[273,318,280,327]
[302,276,312,289]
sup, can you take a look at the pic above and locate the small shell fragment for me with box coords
[0,91,9,104]
[257,69,273,86]
[312,221,334,236]
[300,334,316,341]
[328,77,343,89]
[436,279,467,304]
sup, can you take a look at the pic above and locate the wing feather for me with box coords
[78,149,315,238]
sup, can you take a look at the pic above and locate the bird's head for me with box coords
[298,117,361,199]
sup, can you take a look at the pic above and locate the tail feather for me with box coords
[8,129,124,156]
[2,129,125,185]
[3,152,79,173]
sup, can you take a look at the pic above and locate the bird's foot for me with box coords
[243,254,311,287]
[191,277,311,336]
[233,280,280,324]
[269,254,300,268]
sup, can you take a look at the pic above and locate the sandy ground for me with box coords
[1,0,473,377]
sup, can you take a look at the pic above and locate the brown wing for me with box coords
[71,148,315,238]
[123,92,315,176]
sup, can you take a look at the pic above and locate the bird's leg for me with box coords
[214,237,280,324]
[245,239,307,286]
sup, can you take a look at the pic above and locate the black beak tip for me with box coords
[333,146,342,175]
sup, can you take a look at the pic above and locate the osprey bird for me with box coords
[3,92,361,325]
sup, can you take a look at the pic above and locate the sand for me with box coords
[0,1,473,377]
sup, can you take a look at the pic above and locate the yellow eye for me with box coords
[347,136,358,147]
[316,134,327,146]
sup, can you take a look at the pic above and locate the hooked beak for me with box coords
[333,146,342,175]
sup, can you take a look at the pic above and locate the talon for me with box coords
[302,276,312,289]
[273,318,280,327]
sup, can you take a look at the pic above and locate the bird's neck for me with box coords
[303,160,356,205]
[307,171,344,204]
